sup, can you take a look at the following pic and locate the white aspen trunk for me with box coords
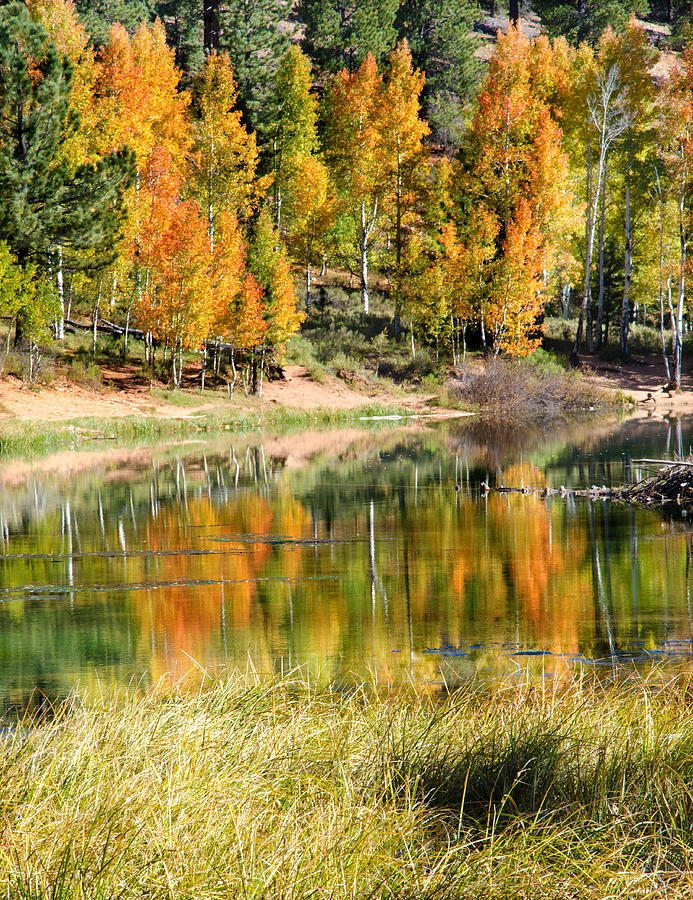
[228,348,237,396]
[360,202,370,315]
[620,140,633,358]
[92,281,102,358]
[596,157,607,345]
[56,246,65,340]
[657,171,672,383]
[258,349,265,398]
[674,192,686,390]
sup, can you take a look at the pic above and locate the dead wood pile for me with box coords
[481,460,693,509]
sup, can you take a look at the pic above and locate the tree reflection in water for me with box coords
[1,414,693,714]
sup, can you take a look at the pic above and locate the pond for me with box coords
[1,412,692,714]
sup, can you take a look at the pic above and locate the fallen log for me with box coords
[482,462,693,510]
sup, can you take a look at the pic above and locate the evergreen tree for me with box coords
[298,0,399,73]
[0,3,133,269]
[72,0,153,45]
[531,0,648,46]
[395,0,481,146]
[154,0,203,78]
[218,0,290,132]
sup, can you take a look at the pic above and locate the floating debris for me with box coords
[482,459,693,510]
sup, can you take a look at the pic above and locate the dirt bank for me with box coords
[584,354,693,416]
[0,365,447,422]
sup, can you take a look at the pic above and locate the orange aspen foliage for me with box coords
[460,25,573,356]
[94,21,192,342]
[440,211,498,325]
[95,20,189,167]
[211,211,267,352]
[488,199,545,357]
[135,148,213,384]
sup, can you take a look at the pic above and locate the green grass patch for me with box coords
[4,672,693,898]
[0,402,412,462]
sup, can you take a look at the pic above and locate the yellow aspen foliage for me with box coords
[189,51,262,246]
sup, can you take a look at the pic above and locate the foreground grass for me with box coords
[0,402,410,460]
[4,674,693,898]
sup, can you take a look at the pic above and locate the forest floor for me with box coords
[583,353,693,416]
[0,349,691,426]
[0,363,464,423]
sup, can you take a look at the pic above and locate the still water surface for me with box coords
[1,414,693,713]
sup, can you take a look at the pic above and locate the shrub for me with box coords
[451,356,615,422]
[67,359,103,391]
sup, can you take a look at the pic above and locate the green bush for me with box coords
[67,359,103,391]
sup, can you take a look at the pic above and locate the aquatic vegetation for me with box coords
[3,672,693,898]
[0,402,408,460]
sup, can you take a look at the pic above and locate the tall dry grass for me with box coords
[2,672,693,898]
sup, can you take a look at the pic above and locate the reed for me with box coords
[0,403,409,461]
[3,672,693,898]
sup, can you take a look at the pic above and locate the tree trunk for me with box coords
[596,158,607,345]
[56,246,65,341]
[305,246,312,312]
[509,0,519,25]
[360,240,369,315]
[360,203,370,314]
[673,188,686,391]
[203,0,219,52]
[394,160,403,340]
[573,135,608,365]
[92,281,102,359]
[620,141,633,358]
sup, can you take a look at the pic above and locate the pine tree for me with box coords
[531,0,648,47]
[154,0,204,78]
[395,0,481,147]
[298,0,399,74]
[0,4,133,269]
[72,0,152,46]
[218,0,290,133]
